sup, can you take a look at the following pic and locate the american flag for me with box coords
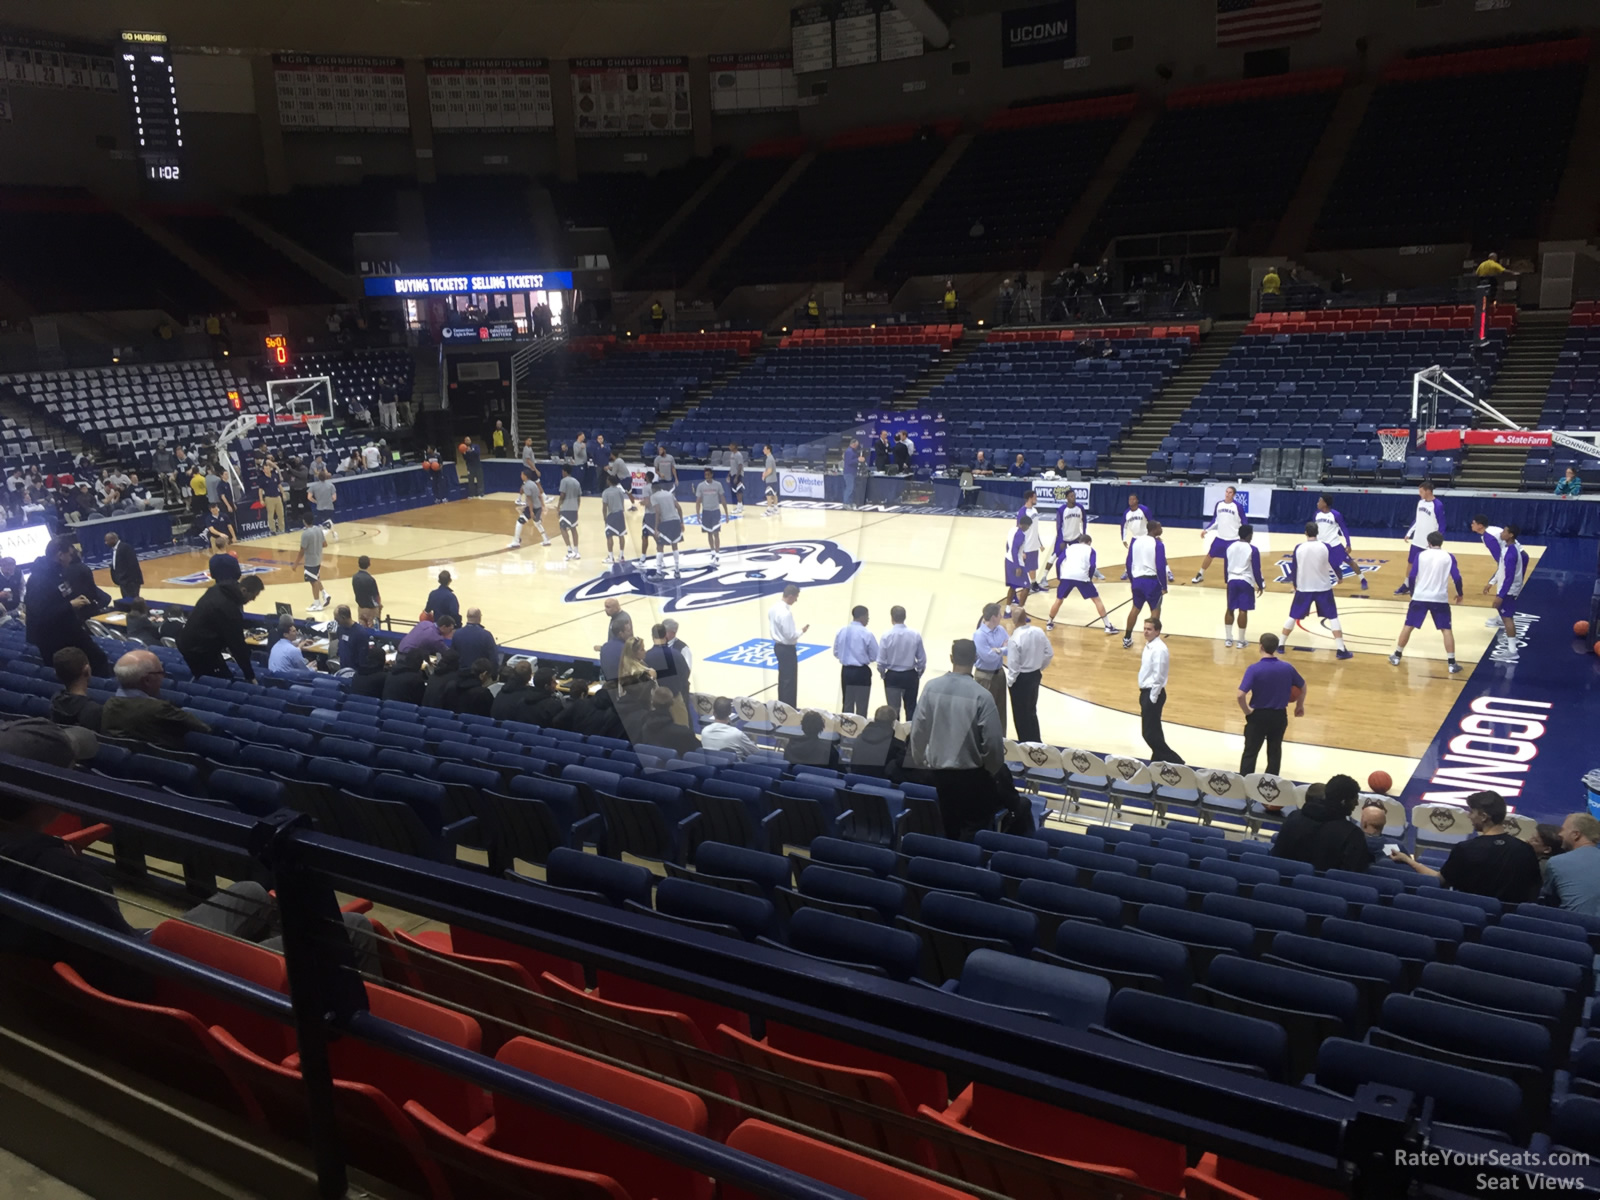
[1216,0,1324,48]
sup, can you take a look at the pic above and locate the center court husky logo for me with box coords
[1273,555,1387,586]
[563,539,862,612]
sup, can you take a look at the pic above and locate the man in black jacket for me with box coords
[491,662,566,726]
[349,643,389,698]
[421,650,460,710]
[176,575,264,682]
[104,532,143,600]
[24,538,112,678]
[1271,775,1370,873]
[382,649,427,704]
[639,686,699,755]
[49,648,102,733]
[440,657,495,717]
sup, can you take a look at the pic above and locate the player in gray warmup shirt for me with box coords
[726,444,747,513]
[762,445,778,516]
[695,467,726,562]
[292,518,329,612]
[556,465,583,560]
[601,479,628,564]
[307,472,339,541]
[653,446,676,487]
[649,479,684,576]
[507,469,551,549]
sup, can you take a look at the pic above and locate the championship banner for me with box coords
[1029,478,1089,511]
[0,29,119,93]
[570,57,691,137]
[425,58,553,131]
[272,54,409,132]
[709,52,798,113]
[779,470,826,500]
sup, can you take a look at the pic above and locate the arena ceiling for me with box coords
[7,0,831,58]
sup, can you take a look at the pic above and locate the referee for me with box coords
[1237,632,1306,776]
[831,605,878,716]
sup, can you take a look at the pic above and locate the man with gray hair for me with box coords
[101,649,210,748]
[1546,813,1600,917]
[662,618,691,674]
[268,615,313,676]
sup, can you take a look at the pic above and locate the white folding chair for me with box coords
[690,692,716,721]
[733,697,774,742]
[1103,755,1156,818]
[833,711,867,741]
[1195,768,1251,824]
[1244,772,1299,830]
[1412,802,1476,853]
[1058,747,1113,818]
[1360,793,1407,839]
[1148,762,1201,821]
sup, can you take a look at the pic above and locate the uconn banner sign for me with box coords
[1001,0,1077,67]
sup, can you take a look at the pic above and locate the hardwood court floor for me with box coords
[115,495,1538,789]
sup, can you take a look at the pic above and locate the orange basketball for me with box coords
[1577,620,1592,639]
[1368,770,1393,795]
[1289,684,1304,704]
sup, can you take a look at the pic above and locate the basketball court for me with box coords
[110,492,1542,792]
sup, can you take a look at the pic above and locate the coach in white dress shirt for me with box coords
[1005,610,1053,742]
[768,584,805,706]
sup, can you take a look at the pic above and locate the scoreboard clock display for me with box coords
[264,334,290,367]
[119,31,183,184]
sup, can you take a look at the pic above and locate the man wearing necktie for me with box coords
[831,605,878,716]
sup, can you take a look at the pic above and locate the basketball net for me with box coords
[304,415,327,438]
[1377,428,1410,463]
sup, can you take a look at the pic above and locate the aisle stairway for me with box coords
[1108,321,1244,477]
[1456,309,1569,491]
[620,344,774,462]
[892,328,985,411]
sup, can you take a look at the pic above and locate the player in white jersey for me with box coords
[1222,525,1265,648]
[1389,531,1463,671]
[695,468,726,562]
[1018,491,1045,590]
[506,470,552,550]
[1483,524,1529,654]
[1189,486,1243,584]
[1395,482,1445,595]
[1282,522,1352,658]
[1315,494,1367,591]
[1047,535,1117,634]
[1117,493,1151,580]
[1053,491,1089,578]
[1470,513,1506,627]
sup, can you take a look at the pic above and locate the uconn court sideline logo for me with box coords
[563,539,862,612]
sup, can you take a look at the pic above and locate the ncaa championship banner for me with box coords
[779,470,826,500]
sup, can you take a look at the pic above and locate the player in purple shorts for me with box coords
[1469,512,1507,628]
[1396,481,1445,595]
[1002,513,1032,618]
[1017,490,1044,591]
[1389,531,1464,673]
[1118,493,1151,581]
[1121,521,1167,649]
[1483,524,1529,657]
[1047,535,1118,633]
[1189,485,1243,583]
[1282,522,1353,659]
[1314,494,1367,591]
[1222,525,1265,648]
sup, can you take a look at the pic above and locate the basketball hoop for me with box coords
[1377,428,1411,464]
[304,415,327,438]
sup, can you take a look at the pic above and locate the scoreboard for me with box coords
[264,334,291,367]
[118,30,183,184]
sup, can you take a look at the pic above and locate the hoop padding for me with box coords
[1377,428,1410,463]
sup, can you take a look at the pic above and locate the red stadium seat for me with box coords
[1186,1152,1347,1200]
[211,1026,448,1199]
[405,1099,631,1200]
[595,968,750,1043]
[764,1021,948,1114]
[722,1119,970,1200]
[539,970,742,1138]
[147,919,295,1061]
[51,962,264,1123]
[717,1023,933,1167]
[388,928,563,1054]
[919,1100,1140,1194]
[494,1037,714,1200]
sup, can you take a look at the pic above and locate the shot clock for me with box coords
[119,31,184,185]
[264,334,291,367]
